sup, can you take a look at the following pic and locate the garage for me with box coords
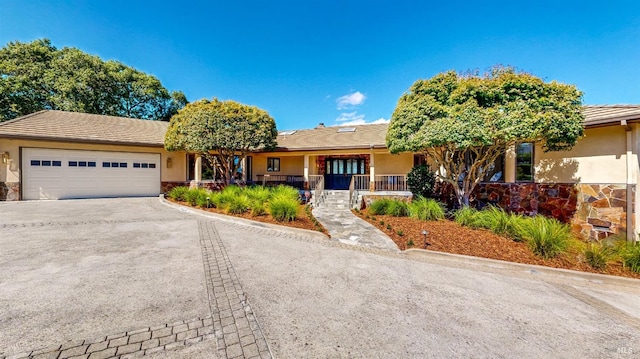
[22,148,160,200]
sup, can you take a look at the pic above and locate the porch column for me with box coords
[504,144,516,183]
[369,150,375,192]
[241,157,247,182]
[195,154,202,182]
[624,122,635,242]
[303,154,309,189]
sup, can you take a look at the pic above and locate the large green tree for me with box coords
[0,38,186,121]
[386,66,584,207]
[164,99,278,184]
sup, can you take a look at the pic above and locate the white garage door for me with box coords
[22,148,161,200]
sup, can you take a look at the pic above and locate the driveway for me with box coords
[1,198,639,358]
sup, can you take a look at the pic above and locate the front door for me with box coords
[324,158,366,190]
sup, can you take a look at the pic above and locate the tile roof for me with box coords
[275,123,389,151]
[0,110,168,146]
[582,105,640,127]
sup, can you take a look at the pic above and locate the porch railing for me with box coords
[313,176,325,207]
[256,174,305,189]
[374,175,408,191]
[308,175,323,190]
[353,174,369,190]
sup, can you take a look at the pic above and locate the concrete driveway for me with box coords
[1,198,639,359]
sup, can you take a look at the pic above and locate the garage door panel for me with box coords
[23,148,160,200]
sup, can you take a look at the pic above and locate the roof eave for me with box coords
[0,133,165,148]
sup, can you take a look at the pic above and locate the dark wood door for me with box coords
[324,158,366,190]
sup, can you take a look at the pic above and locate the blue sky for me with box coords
[2,1,639,130]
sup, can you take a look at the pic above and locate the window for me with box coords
[149,163,156,169]
[483,154,504,182]
[516,143,534,182]
[52,161,62,167]
[133,163,141,168]
[103,162,111,168]
[88,162,96,167]
[42,160,51,166]
[111,162,119,168]
[267,157,280,172]
[119,162,127,168]
[69,161,78,167]
[31,160,41,166]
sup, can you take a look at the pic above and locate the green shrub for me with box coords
[386,223,392,230]
[621,243,640,273]
[167,186,189,201]
[271,185,300,201]
[268,195,299,222]
[519,216,572,259]
[184,188,207,206]
[479,206,527,240]
[406,239,414,247]
[386,200,409,217]
[226,195,250,214]
[583,242,615,270]
[250,201,267,216]
[195,190,212,208]
[245,185,271,203]
[213,187,238,209]
[369,198,393,215]
[407,164,436,198]
[409,197,445,221]
[453,207,480,227]
[396,229,404,236]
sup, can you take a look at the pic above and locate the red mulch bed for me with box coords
[168,199,328,235]
[354,209,640,280]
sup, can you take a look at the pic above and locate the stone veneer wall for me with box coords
[474,183,579,223]
[453,182,634,240]
[0,182,20,201]
[571,184,635,240]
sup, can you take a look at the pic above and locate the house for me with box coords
[1,106,639,240]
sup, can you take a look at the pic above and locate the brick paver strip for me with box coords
[198,220,273,358]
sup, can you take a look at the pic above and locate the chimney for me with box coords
[316,122,325,128]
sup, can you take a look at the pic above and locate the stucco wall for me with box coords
[373,152,413,175]
[0,139,188,183]
[534,126,631,184]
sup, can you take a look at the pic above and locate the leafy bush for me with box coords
[583,242,615,270]
[368,198,393,215]
[268,195,299,222]
[621,243,640,273]
[409,197,445,221]
[407,164,437,198]
[226,194,250,214]
[167,186,189,201]
[386,200,409,217]
[519,216,572,258]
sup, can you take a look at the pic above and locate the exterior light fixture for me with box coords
[166,157,172,168]
[421,230,430,248]
[1,152,8,164]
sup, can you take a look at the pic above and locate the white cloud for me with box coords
[371,117,390,124]
[336,91,366,109]
[335,111,365,124]
[333,114,389,126]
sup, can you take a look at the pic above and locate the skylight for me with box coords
[337,127,356,133]
[278,130,297,136]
